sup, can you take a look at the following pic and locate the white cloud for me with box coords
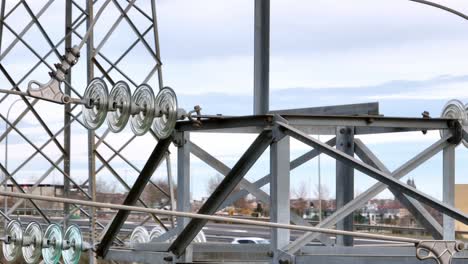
[365,81,468,100]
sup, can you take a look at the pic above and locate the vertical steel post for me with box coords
[150,0,163,90]
[166,154,176,227]
[443,144,455,240]
[86,1,96,263]
[0,0,5,53]
[253,0,270,115]
[0,0,5,225]
[270,132,290,259]
[63,0,72,230]
[336,126,354,246]
[176,132,192,262]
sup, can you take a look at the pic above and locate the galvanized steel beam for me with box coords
[283,128,453,254]
[278,122,468,224]
[168,130,273,257]
[354,139,443,239]
[96,137,172,258]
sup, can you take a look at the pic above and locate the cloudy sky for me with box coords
[0,0,467,203]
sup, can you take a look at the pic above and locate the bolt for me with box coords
[339,128,346,134]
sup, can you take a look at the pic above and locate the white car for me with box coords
[231,237,269,244]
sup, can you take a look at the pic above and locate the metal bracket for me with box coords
[27,45,80,104]
[272,249,295,264]
[172,132,188,147]
[416,240,464,264]
[272,115,288,142]
[447,120,463,146]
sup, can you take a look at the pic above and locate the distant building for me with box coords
[455,184,468,239]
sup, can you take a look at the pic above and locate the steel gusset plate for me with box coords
[153,87,178,139]
[83,78,109,130]
[22,222,43,264]
[2,220,23,262]
[440,99,468,147]
[42,223,63,264]
[107,81,132,133]
[130,84,155,136]
[63,225,82,264]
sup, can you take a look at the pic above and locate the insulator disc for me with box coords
[464,103,468,148]
[22,222,43,264]
[42,223,63,264]
[63,225,82,264]
[149,226,166,242]
[193,231,206,243]
[153,87,178,139]
[107,81,132,133]
[2,220,23,262]
[129,227,150,245]
[440,99,468,147]
[130,84,155,136]
[82,78,109,130]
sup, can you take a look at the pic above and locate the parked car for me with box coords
[231,237,269,244]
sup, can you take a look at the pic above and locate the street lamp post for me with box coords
[4,98,27,225]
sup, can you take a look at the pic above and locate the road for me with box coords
[8,215,418,246]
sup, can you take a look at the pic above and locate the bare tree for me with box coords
[207,174,250,212]
[142,179,177,208]
[207,174,224,194]
[292,182,308,199]
[291,181,309,216]
[312,184,330,201]
[96,177,117,194]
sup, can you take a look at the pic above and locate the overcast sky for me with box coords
[0,0,467,202]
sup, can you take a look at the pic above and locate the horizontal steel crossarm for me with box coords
[281,125,454,254]
[175,115,452,133]
[285,115,451,130]
[0,190,422,244]
[189,141,334,246]
[278,121,468,223]
[95,151,168,231]
[168,130,273,257]
[270,102,379,116]
[176,115,274,132]
[354,139,443,239]
[221,137,337,207]
[96,137,172,258]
